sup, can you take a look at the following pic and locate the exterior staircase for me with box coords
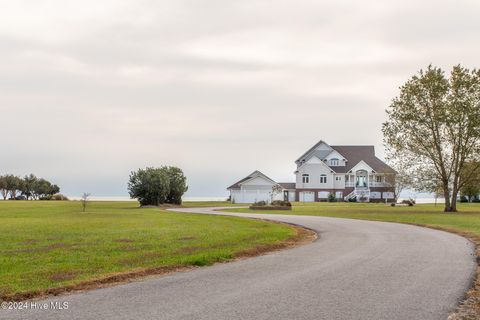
[345,188,370,202]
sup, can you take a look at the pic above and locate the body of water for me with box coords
[66,196,229,202]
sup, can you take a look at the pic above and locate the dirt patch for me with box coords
[118,252,164,267]
[0,222,316,303]
[117,245,138,252]
[46,237,63,241]
[7,242,72,254]
[115,238,134,243]
[176,246,202,254]
[50,271,77,282]
[178,236,196,241]
[21,239,39,245]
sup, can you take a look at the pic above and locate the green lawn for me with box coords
[225,202,480,236]
[0,201,294,299]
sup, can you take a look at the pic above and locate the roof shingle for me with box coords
[329,145,395,173]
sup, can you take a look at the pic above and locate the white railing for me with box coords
[369,182,385,187]
[345,182,391,188]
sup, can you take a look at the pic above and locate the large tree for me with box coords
[128,167,171,206]
[383,65,480,212]
[4,175,22,200]
[128,166,188,206]
[33,178,59,199]
[21,174,38,200]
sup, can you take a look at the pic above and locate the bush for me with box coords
[271,200,292,207]
[328,193,337,202]
[401,199,415,206]
[348,197,357,202]
[128,166,188,206]
[460,196,469,203]
[51,194,69,201]
[253,200,266,206]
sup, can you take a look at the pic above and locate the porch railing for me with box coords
[345,182,391,188]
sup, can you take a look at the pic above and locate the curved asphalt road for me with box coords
[1,207,476,320]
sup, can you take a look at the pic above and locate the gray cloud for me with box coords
[1,0,479,197]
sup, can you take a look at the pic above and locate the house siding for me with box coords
[295,163,335,189]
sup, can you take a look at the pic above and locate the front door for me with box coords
[356,176,367,187]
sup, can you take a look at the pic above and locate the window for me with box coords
[302,174,309,184]
[320,174,327,183]
[345,175,349,182]
[335,176,341,181]
[330,158,339,166]
[375,176,382,183]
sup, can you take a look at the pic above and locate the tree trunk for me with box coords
[449,195,458,212]
[450,184,459,212]
[443,182,451,212]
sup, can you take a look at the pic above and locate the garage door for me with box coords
[233,190,271,204]
[299,191,315,202]
[318,191,330,199]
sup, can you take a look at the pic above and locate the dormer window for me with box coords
[330,158,339,166]
[302,174,309,184]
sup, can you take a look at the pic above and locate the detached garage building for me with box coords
[227,171,296,204]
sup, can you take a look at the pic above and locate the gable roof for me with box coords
[227,170,278,190]
[279,182,296,189]
[296,154,337,173]
[295,140,332,163]
[329,145,395,173]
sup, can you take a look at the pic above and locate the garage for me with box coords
[227,171,295,204]
[299,191,315,202]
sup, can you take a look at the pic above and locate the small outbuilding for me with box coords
[227,171,295,204]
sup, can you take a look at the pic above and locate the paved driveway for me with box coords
[0,207,475,320]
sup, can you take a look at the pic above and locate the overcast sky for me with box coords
[1,0,479,198]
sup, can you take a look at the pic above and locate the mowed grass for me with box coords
[181,201,247,207]
[226,202,480,236]
[0,201,294,298]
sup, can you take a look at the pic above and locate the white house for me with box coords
[227,140,396,203]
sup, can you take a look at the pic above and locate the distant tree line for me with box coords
[128,166,188,206]
[0,174,64,200]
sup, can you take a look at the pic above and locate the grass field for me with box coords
[181,201,247,207]
[0,201,294,299]
[226,202,480,236]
